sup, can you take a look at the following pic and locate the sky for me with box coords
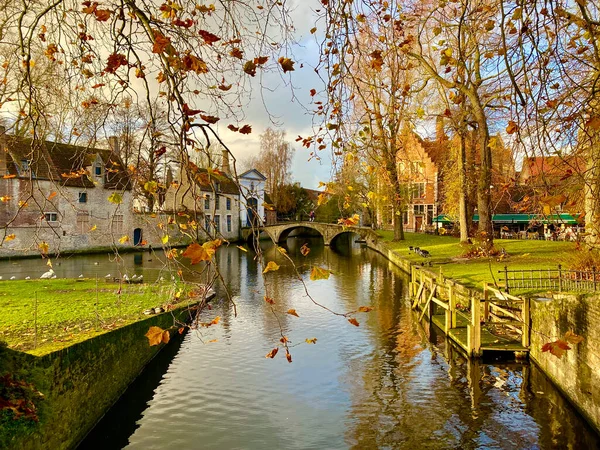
[211,0,332,190]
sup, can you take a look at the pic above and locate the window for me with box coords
[215,182,220,192]
[204,195,210,210]
[226,214,232,232]
[18,160,34,177]
[77,212,90,234]
[214,215,221,232]
[412,182,425,199]
[205,214,211,230]
[112,214,124,234]
[95,165,102,176]
[226,197,231,210]
[78,192,87,203]
[403,211,408,224]
[250,182,254,191]
[413,204,425,215]
[215,195,220,210]
[44,212,58,223]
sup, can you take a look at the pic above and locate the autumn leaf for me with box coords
[506,120,519,135]
[263,261,280,273]
[45,44,58,61]
[310,266,331,281]
[38,242,49,254]
[338,214,360,227]
[264,296,275,305]
[182,54,208,74]
[228,124,239,132]
[243,60,257,76]
[218,84,232,91]
[286,350,292,363]
[542,339,570,358]
[317,193,328,206]
[89,224,97,231]
[119,235,129,244]
[265,348,279,358]
[182,242,212,264]
[161,235,169,244]
[310,88,316,96]
[3,174,16,179]
[348,317,360,327]
[0,196,11,202]
[237,245,248,252]
[369,50,384,71]
[358,306,373,313]
[152,33,172,54]
[564,331,584,344]
[200,114,220,124]
[145,326,169,346]
[586,117,600,130]
[47,191,57,200]
[229,48,243,59]
[278,57,295,72]
[198,30,221,45]
[286,309,299,317]
[239,124,252,134]
[108,193,123,204]
[300,243,310,256]
[5,234,15,241]
[305,338,317,344]
[104,53,128,74]
[94,9,111,21]
[210,316,221,325]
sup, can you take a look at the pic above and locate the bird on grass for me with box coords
[10,276,16,280]
[78,274,84,278]
[105,274,112,278]
[25,276,30,280]
[40,269,55,279]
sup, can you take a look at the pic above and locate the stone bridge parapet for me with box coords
[242,221,379,246]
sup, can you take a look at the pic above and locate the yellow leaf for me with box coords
[263,261,280,273]
[144,181,158,193]
[161,235,169,244]
[211,316,221,325]
[119,235,129,244]
[358,306,373,313]
[38,242,49,254]
[108,193,123,204]
[237,245,248,252]
[277,246,287,254]
[286,309,299,317]
[89,224,97,231]
[47,191,57,200]
[145,326,168,346]
[5,234,15,241]
[46,259,52,268]
[305,338,317,344]
[0,196,11,202]
[564,330,584,344]
[310,266,331,281]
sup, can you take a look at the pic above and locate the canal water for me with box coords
[66,236,600,449]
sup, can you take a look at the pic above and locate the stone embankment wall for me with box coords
[0,308,192,450]
[367,237,600,434]
[529,294,600,433]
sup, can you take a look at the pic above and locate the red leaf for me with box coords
[94,9,111,21]
[228,124,239,132]
[265,348,279,358]
[153,34,172,54]
[310,88,317,97]
[200,114,220,124]
[104,53,128,74]
[239,124,252,134]
[199,30,221,45]
[542,339,571,358]
[182,103,203,116]
[348,317,360,327]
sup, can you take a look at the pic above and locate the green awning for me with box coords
[432,214,453,224]
[472,213,580,225]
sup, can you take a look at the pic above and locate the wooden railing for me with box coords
[500,265,600,292]
[410,266,530,357]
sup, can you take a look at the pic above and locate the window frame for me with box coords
[78,192,87,203]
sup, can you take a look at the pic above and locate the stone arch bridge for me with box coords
[242,221,379,246]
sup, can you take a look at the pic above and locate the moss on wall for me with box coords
[0,307,194,449]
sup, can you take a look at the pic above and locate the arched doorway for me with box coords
[246,197,258,227]
[133,228,143,246]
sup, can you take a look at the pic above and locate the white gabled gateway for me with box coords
[238,169,267,228]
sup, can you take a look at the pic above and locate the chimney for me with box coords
[436,116,446,142]
[221,149,231,175]
[108,136,119,153]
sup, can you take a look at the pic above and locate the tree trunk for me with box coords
[585,137,600,245]
[458,131,469,243]
[392,201,405,241]
[472,103,493,247]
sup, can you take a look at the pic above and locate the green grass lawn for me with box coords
[0,279,198,356]
[378,231,576,291]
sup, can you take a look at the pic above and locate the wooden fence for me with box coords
[411,266,529,357]
[499,265,600,292]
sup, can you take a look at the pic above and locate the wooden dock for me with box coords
[411,266,530,357]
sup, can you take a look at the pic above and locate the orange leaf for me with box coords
[506,120,519,134]
[3,174,16,179]
[264,296,275,305]
[47,191,57,200]
[265,347,279,358]
[182,242,212,264]
[210,316,221,325]
[38,242,49,254]
[5,234,15,241]
[358,306,373,313]
[104,53,128,74]
[263,261,280,273]
[286,309,299,317]
[300,243,310,256]
[94,9,111,21]
[182,54,208,74]
[254,56,269,65]
[542,339,570,358]
[286,350,292,363]
[178,327,186,334]
[348,317,360,327]
[162,330,170,344]
[200,114,220,124]
[145,326,167,346]
[152,34,172,54]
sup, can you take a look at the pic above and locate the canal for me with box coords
[58,236,599,449]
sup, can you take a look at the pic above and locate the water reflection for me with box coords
[78,237,598,449]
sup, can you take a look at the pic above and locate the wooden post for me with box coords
[483,282,489,323]
[522,297,530,348]
[504,265,510,293]
[558,264,563,292]
[469,295,481,357]
[449,284,456,329]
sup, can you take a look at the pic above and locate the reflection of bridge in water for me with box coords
[241,221,379,246]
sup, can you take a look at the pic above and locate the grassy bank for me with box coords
[0,279,196,355]
[378,231,576,291]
